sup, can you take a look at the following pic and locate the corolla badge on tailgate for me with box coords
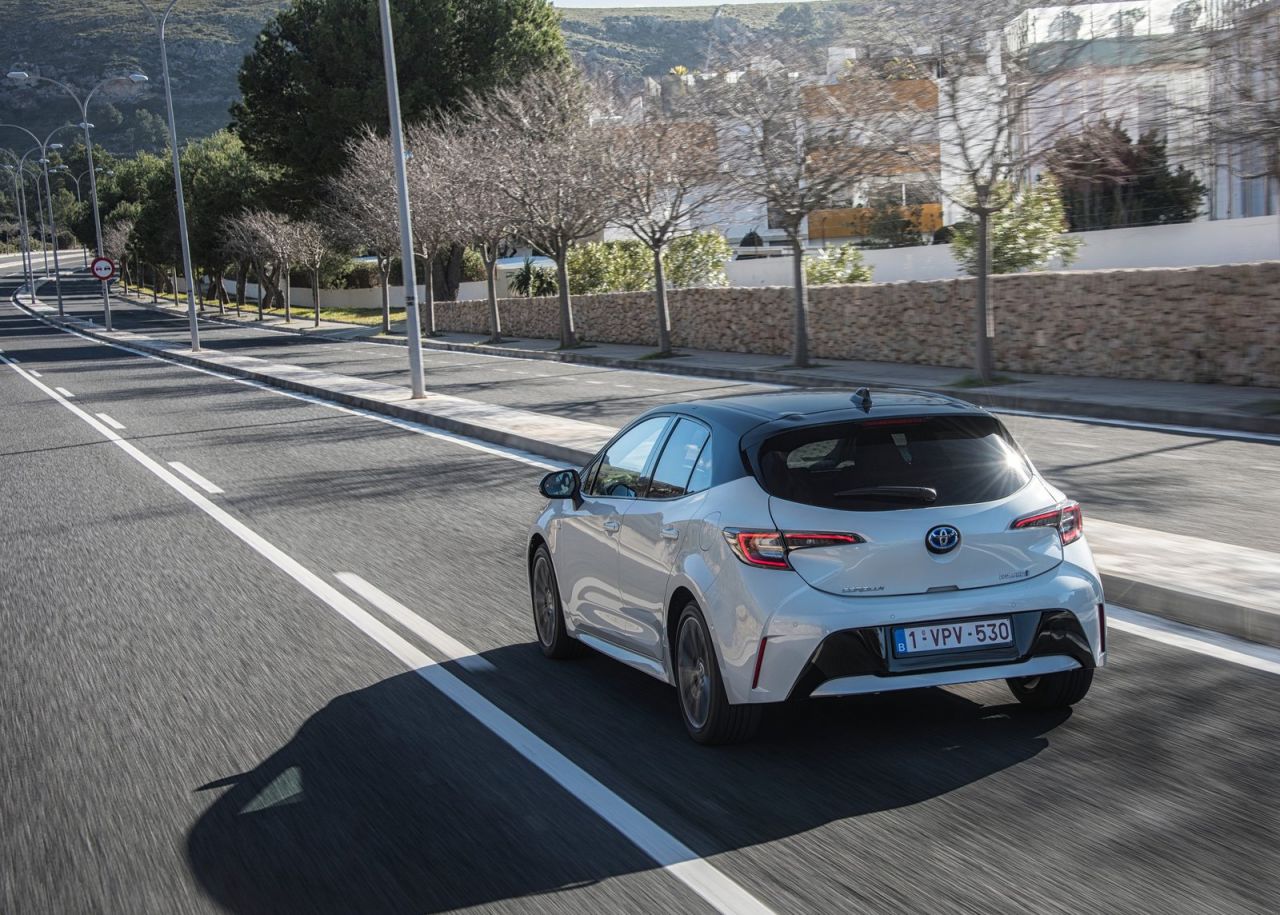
[925,525,961,555]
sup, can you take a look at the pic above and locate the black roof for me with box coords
[645,388,985,437]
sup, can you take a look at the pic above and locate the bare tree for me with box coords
[327,127,402,334]
[429,115,517,343]
[612,119,727,356]
[883,1,1148,380]
[405,120,461,337]
[222,210,292,321]
[701,63,912,367]
[292,219,338,328]
[465,70,618,348]
[102,218,136,295]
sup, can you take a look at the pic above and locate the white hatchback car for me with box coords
[528,390,1106,744]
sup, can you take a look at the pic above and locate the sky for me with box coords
[553,1,824,7]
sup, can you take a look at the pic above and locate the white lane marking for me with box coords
[8,303,561,471]
[335,573,497,673]
[167,461,224,494]
[54,386,73,398]
[9,356,18,363]
[29,370,41,378]
[995,407,1280,445]
[96,412,126,430]
[582,379,605,385]
[1108,604,1280,677]
[0,358,776,915]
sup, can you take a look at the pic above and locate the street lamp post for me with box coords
[2,124,78,315]
[7,70,147,331]
[136,0,200,352]
[1,160,35,302]
[376,0,426,398]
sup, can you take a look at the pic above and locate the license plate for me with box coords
[892,617,1013,655]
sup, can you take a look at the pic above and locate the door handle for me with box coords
[661,525,680,540]
[603,520,621,534]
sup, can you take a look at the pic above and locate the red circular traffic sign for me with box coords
[91,257,117,281]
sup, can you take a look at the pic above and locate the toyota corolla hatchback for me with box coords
[527,390,1105,744]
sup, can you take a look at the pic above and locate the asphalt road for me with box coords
[3,276,1279,913]
[34,274,1280,550]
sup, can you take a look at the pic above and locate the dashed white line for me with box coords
[29,370,41,378]
[335,573,497,673]
[0,358,777,915]
[54,386,73,398]
[167,461,224,494]
[96,412,126,430]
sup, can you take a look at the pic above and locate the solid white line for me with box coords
[994,407,1280,445]
[6,300,561,471]
[54,386,73,398]
[1107,604,1280,676]
[96,412,126,430]
[335,573,497,673]
[0,353,775,915]
[167,461,224,494]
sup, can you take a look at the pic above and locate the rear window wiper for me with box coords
[831,485,939,502]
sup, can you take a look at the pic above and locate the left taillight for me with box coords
[1011,501,1083,545]
[723,529,863,570]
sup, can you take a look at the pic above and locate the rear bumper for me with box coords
[788,608,1095,700]
[720,548,1105,704]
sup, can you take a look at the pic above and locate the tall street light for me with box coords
[135,0,201,353]
[376,0,425,398]
[1,123,77,316]
[1,158,35,301]
[19,150,50,279]
[6,70,148,331]
[63,166,109,267]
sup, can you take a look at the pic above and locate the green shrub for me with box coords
[951,176,1080,275]
[805,244,874,285]
[342,261,382,288]
[461,247,486,282]
[665,232,731,288]
[510,258,558,297]
[567,240,652,295]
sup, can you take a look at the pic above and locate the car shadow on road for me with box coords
[185,649,1070,914]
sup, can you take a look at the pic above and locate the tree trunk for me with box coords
[235,262,246,316]
[652,245,672,357]
[555,247,576,348]
[255,260,266,320]
[974,210,994,383]
[172,268,179,306]
[420,251,436,336]
[282,260,291,323]
[484,253,502,343]
[379,261,391,334]
[151,264,158,304]
[789,236,810,368]
[312,269,321,328]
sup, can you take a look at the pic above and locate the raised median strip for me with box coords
[121,292,1280,439]
[14,292,1280,649]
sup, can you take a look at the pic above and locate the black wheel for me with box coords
[1007,668,1094,709]
[674,602,761,745]
[530,545,583,659]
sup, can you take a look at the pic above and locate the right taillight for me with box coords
[1012,501,1083,545]
[723,529,863,569]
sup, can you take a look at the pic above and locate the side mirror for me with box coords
[539,469,582,507]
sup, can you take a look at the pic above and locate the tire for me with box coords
[530,544,583,659]
[674,602,761,745]
[1007,668,1094,709]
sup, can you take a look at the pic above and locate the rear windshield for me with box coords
[755,415,1032,510]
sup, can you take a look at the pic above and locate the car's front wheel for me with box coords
[674,602,760,745]
[530,544,583,659]
[1007,668,1094,708]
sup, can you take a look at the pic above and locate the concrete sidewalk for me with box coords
[134,293,1280,437]
[18,292,1280,650]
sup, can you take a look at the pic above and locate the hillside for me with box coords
[0,0,908,158]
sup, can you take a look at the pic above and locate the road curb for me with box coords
[18,294,1280,649]
[124,296,1280,438]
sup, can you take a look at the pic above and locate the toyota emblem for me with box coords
[926,524,961,554]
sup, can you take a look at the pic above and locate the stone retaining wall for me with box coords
[433,261,1280,387]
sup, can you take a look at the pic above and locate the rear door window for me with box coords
[589,417,671,499]
[756,415,1031,510]
[647,418,711,499]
